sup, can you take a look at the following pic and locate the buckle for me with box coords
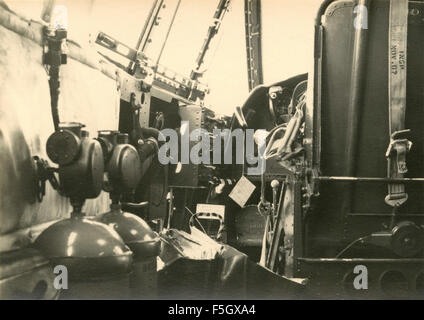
[385,130,412,174]
[385,192,408,207]
[385,130,412,207]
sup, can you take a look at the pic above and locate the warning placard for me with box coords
[229,176,256,208]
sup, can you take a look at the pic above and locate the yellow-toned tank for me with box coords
[0,4,126,299]
[98,204,161,299]
[95,130,161,298]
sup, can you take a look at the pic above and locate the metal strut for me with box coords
[340,0,371,225]
[128,0,165,72]
[190,0,231,82]
[244,0,263,91]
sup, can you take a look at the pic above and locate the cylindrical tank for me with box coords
[95,130,161,299]
[34,215,133,299]
[97,204,161,299]
[36,124,133,299]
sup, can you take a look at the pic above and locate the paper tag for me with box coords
[229,176,256,208]
[196,204,225,219]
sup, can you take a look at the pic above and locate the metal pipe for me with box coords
[311,0,339,169]
[341,0,371,217]
[345,0,371,177]
[314,0,338,26]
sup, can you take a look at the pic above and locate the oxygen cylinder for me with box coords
[35,123,133,299]
[96,131,161,299]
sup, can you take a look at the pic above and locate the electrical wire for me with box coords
[335,235,372,258]
[185,206,207,235]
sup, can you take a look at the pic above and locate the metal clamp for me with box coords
[385,130,412,207]
[385,131,412,174]
[33,156,60,202]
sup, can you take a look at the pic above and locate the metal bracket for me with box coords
[43,26,67,131]
[32,156,60,202]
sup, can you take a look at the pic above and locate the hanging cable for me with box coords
[155,0,182,67]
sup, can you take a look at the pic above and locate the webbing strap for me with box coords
[385,0,410,207]
[388,0,408,133]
